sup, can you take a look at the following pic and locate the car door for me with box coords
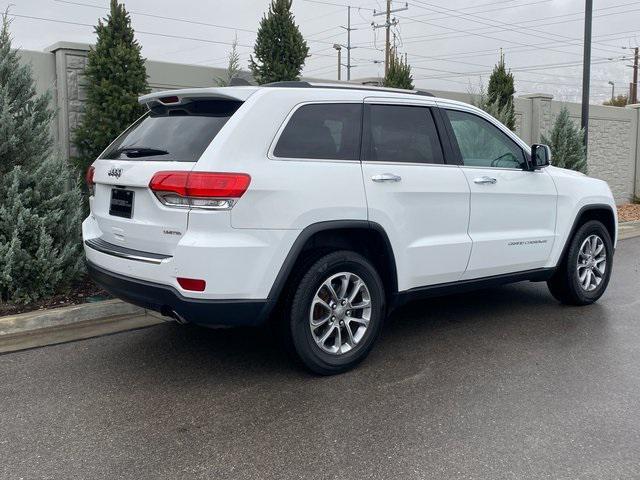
[440,105,558,280]
[361,98,472,291]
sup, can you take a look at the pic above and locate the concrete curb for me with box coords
[619,220,640,241]
[0,299,166,354]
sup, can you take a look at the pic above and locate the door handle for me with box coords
[371,173,402,183]
[473,176,497,185]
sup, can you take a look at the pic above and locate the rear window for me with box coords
[101,99,242,162]
[274,103,362,160]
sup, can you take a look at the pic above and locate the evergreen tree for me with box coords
[383,49,414,90]
[0,13,84,303]
[0,15,53,178]
[486,52,516,130]
[541,107,587,174]
[215,35,242,86]
[249,0,309,84]
[73,0,148,176]
[472,81,516,130]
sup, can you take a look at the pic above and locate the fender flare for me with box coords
[556,203,616,267]
[264,220,398,314]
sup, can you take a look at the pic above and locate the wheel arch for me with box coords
[266,220,398,314]
[557,204,616,267]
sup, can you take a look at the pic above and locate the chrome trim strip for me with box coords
[85,238,172,265]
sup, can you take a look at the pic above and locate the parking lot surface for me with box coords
[1,238,639,480]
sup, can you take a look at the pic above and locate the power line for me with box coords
[414,56,624,81]
[393,8,638,63]
[298,6,345,23]
[306,26,342,38]
[53,0,256,34]
[409,0,550,23]
[337,28,639,80]
[400,29,640,62]
[8,13,258,48]
[395,12,580,59]
[430,76,613,94]
[406,0,623,56]
[402,31,640,76]
[50,0,358,50]
[400,1,640,50]
[301,0,375,12]
[6,10,340,64]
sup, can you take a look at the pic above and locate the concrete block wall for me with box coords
[16,42,640,204]
[542,98,638,203]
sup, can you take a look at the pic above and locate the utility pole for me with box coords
[333,44,342,80]
[336,6,357,81]
[633,47,639,103]
[621,46,638,104]
[385,0,391,75]
[581,0,592,151]
[372,1,408,76]
[346,6,353,80]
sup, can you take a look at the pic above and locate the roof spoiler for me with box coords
[138,87,258,108]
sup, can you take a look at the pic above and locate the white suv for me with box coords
[83,82,617,374]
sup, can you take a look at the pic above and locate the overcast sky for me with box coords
[5,0,639,103]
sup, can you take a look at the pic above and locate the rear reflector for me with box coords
[149,171,251,210]
[177,277,206,292]
[86,166,95,195]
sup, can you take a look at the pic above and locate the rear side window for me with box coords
[101,99,242,162]
[363,104,444,164]
[274,103,362,160]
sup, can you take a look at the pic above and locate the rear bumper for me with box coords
[87,262,269,327]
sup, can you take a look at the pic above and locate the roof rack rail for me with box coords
[262,81,434,97]
[263,81,312,88]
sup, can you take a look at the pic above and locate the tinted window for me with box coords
[274,103,362,160]
[446,109,525,169]
[363,105,444,164]
[101,100,242,162]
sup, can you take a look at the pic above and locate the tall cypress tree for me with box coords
[0,15,53,178]
[0,13,84,303]
[73,0,148,175]
[472,81,516,131]
[383,48,414,90]
[249,0,309,84]
[486,52,516,130]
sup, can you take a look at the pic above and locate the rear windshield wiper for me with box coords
[111,147,170,158]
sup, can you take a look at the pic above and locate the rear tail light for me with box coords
[177,277,206,292]
[86,166,95,195]
[149,171,250,210]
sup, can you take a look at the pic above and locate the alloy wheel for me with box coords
[576,234,607,292]
[309,272,372,355]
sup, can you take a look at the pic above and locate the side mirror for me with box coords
[530,144,551,169]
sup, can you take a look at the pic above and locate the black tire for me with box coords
[547,220,613,305]
[284,250,385,375]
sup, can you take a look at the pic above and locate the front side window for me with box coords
[446,109,525,169]
[274,103,362,160]
[101,99,243,162]
[363,104,444,164]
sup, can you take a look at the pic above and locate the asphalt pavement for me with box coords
[2,238,640,480]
